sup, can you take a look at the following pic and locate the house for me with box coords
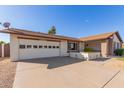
[80,32,123,57]
[0,28,123,61]
[122,43,124,48]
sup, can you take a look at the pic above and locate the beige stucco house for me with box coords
[0,28,123,61]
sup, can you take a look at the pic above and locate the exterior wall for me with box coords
[79,42,85,52]
[10,34,70,61]
[70,52,101,60]
[84,34,122,57]
[113,34,121,43]
[85,41,101,52]
[113,34,122,49]
[101,40,108,57]
[10,34,19,61]
[60,40,69,56]
[107,39,113,56]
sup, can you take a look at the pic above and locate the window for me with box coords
[56,46,59,48]
[44,45,47,48]
[39,45,43,48]
[19,45,25,49]
[68,42,78,51]
[48,46,52,48]
[117,43,120,49]
[53,46,55,48]
[33,45,37,48]
[114,42,120,49]
[27,45,32,48]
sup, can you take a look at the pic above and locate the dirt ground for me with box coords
[0,58,17,88]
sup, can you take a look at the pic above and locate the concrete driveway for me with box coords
[13,57,121,88]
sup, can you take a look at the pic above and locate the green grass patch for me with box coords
[116,57,124,61]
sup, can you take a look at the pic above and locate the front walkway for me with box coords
[13,57,124,88]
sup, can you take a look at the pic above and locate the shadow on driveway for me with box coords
[19,57,85,69]
[91,58,111,62]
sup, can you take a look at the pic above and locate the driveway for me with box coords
[13,57,122,88]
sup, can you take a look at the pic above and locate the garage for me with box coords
[0,28,80,61]
[18,39,60,60]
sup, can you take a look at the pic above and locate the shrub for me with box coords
[114,48,124,56]
[84,48,94,52]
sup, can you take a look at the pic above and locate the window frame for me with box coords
[19,45,26,49]
[44,45,47,48]
[48,46,52,48]
[39,45,43,48]
[33,45,38,49]
[27,45,32,49]
[68,42,78,51]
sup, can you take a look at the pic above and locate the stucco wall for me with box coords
[101,40,108,57]
[60,40,69,56]
[70,52,101,60]
[79,42,85,52]
[10,34,19,61]
[10,34,70,61]
[85,41,101,51]
[113,34,121,49]
[113,34,121,43]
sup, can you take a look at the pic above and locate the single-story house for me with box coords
[0,28,123,61]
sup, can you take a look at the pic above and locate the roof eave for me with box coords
[0,29,81,42]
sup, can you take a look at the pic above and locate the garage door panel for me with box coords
[19,39,60,60]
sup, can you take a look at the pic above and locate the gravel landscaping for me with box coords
[0,58,17,88]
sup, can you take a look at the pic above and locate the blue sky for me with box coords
[0,5,124,42]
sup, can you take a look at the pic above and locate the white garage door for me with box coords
[18,39,60,60]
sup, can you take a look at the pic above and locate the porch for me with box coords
[67,41,101,60]
[68,39,113,60]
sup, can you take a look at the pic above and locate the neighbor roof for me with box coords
[80,32,123,42]
[0,28,80,41]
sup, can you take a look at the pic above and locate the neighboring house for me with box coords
[122,43,124,48]
[80,32,123,57]
[0,28,123,61]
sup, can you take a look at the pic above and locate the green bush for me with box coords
[114,48,124,56]
[84,48,94,52]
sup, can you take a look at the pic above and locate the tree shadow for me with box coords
[91,58,111,62]
[19,57,85,69]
